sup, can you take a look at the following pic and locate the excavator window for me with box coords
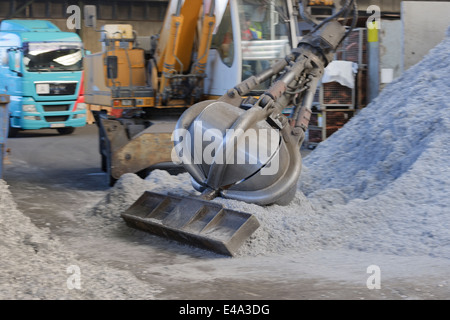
[210,0,293,90]
[212,3,234,68]
[238,0,292,87]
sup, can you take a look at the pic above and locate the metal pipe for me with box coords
[367,21,380,103]
[209,0,215,17]
[234,56,293,95]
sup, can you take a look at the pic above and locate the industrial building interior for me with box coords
[0,0,449,303]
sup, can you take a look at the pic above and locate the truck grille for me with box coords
[45,116,69,122]
[43,105,70,112]
[36,82,78,96]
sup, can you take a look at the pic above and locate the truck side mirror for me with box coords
[84,5,97,28]
[106,55,118,79]
[7,49,22,77]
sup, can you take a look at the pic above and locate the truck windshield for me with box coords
[23,42,83,72]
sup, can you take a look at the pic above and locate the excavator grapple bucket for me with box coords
[121,191,260,256]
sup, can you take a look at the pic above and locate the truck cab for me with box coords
[0,20,86,136]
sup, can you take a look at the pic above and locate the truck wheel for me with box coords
[57,127,75,135]
[8,123,19,138]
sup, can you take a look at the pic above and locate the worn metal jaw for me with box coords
[172,12,353,206]
[172,50,325,206]
[175,103,299,205]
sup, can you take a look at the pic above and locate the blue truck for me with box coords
[0,20,86,137]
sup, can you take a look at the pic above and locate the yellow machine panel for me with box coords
[104,48,147,88]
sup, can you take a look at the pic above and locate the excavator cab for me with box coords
[207,0,298,94]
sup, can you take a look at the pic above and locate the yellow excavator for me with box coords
[85,0,300,185]
[84,0,358,256]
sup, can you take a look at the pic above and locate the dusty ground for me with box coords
[3,124,449,300]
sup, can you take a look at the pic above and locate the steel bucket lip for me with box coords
[121,190,261,256]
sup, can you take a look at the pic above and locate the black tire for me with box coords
[57,127,75,135]
[8,125,19,138]
[101,153,107,172]
[106,153,117,187]
[107,173,118,187]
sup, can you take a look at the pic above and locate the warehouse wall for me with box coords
[401,1,450,71]
[355,0,450,13]
[0,17,162,53]
[0,0,167,53]
[50,19,163,54]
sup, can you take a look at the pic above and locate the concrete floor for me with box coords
[3,124,449,300]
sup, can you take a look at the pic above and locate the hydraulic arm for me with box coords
[173,0,357,205]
